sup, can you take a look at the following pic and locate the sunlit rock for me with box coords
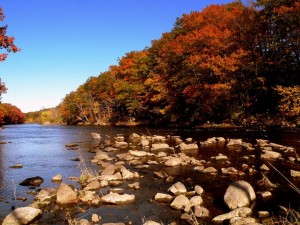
[170,194,191,212]
[101,192,135,204]
[56,183,77,204]
[3,207,42,225]
[168,182,187,195]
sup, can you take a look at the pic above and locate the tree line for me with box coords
[30,0,300,127]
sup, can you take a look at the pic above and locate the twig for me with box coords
[146,128,152,136]
[268,163,300,195]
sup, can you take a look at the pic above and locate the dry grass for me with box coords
[77,149,97,184]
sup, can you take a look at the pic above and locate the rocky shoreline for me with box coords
[3,132,300,225]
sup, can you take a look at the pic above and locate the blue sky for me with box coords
[0,0,233,113]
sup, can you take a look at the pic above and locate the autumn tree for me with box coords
[0,7,19,99]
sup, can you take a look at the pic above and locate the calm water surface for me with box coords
[0,124,299,224]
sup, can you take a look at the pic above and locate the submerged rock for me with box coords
[19,176,44,186]
[3,207,42,225]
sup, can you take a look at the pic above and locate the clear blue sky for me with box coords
[0,0,233,113]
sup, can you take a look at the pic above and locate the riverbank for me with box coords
[2,128,300,224]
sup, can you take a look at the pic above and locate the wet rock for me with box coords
[194,206,209,218]
[227,139,243,146]
[260,191,272,201]
[35,188,57,202]
[291,169,300,177]
[164,157,182,167]
[154,193,173,203]
[178,143,198,151]
[19,176,44,186]
[168,182,187,195]
[129,150,147,157]
[56,183,77,204]
[52,174,63,182]
[261,150,282,160]
[215,153,228,160]
[101,192,135,204]
[170,194,191,212]
[258,211,270,218]
[212,207,252,223]
[189,196,203,207]
[224,180,256,210]
[3,207,42,225]
[151,143,170,151]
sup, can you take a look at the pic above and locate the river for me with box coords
[0,124,299,224]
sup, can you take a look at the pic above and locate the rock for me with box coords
[128,182,140,190]
[170,194,191,213]
[154,193,173,203]
[115,141,129,148]
[52,174,63,182]
[189,196,203,207]
[116,153,135,161]
[3,207,42,225]
[215,153,228,160]
[120,167,134,180]
[84,180,101,191]
[178,143,198,151]
[79,219,90,225]
[152,135,167,143]
[291,170,300,177]
[92,213,101,222]
[194,206,210,218]
[130,133,141,140]
[153,171,168,179]
[258,211,270,218]
[181,213,193,224]
[19,176,44,186]
[256,139,269,147]
[101,192,135,204]
[168,182,187,195]
[261,150,282,160]
[229,217,257,225]
[80,191,96,203]
[102,223,125,225]
[95,150,111,161]
[151,143,170,151]
[9,164,23,168]
[194,185,204,195]
[104,146,117,152]
[129,150,147,157]
[260,191,272,201]
[35,188,57,202]
[221,167,239,175]
[212,207,252,223]
[202,167,218,174]
[260,164,270,171]
[99,172,122,181]
[65,143,80,148]
[56,183,77,204]
[194,166,205,172]
[139,139,150,147]
[164,157,182,167]
[143,221,161,225]
[101,165,116,175]
[227,139,243,146]
[224,180,256,210]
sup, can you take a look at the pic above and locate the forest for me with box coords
[26,0,299,127]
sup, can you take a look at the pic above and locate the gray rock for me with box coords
[3,207,42,225]
[224,180,256,210]
[56,183,77,204]
[170,194,191,212]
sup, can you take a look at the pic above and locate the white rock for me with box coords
[194,185,204,195]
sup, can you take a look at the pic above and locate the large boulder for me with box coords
[3,207,42,225]
[56,183,77,204]
[101,192,135,204]
[224,180,256,210]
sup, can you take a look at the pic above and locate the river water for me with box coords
[0,124,299,224]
